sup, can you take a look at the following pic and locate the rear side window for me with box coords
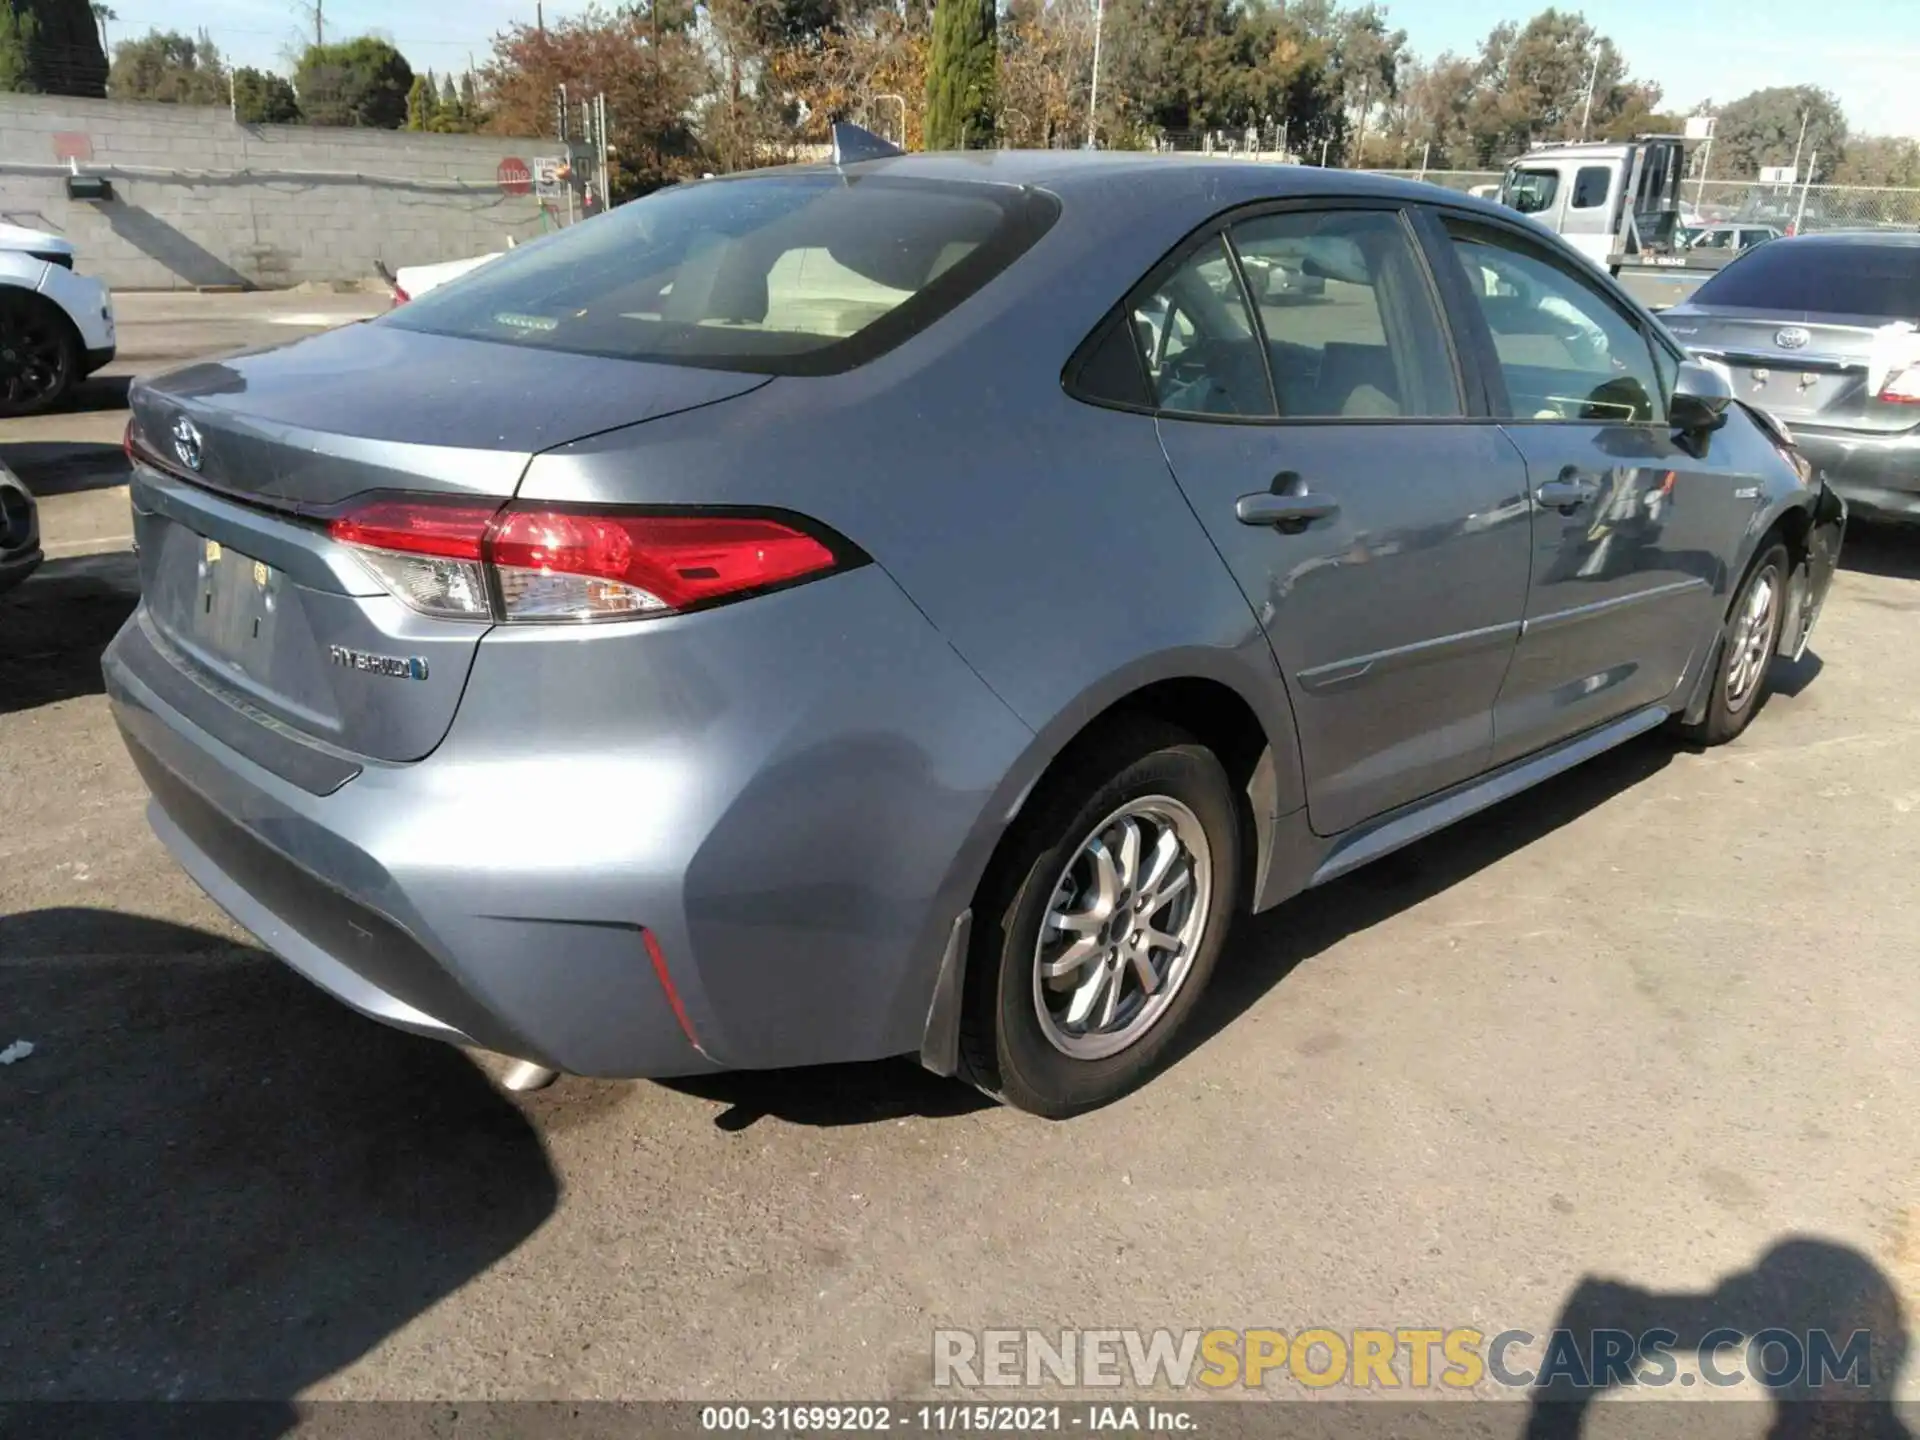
[1229,210,1460,418]
[1692,240,1920,317]
[1571,166,1611,209]
[383,174,1057,374]
[1126,238,1273,417]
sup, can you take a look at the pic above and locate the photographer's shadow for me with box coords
[1525,1237,1912,1439]
[0,907,559,1427]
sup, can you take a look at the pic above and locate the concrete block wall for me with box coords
[0,95,554,289]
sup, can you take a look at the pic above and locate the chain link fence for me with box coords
[1685,178,1920,233]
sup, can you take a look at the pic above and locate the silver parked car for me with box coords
[1662,231,1920,523]
[107,151,1844,1115]
[1680,222,1782,254]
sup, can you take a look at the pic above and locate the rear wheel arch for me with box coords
[983,669,1300,932]
[917,661,1302,1086]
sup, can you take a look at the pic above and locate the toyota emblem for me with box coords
[170,415,203,472]
[1775,326,1811,351]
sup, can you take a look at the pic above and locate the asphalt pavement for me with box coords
[3,290,1919,1420]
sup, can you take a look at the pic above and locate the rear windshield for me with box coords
[1692,239,1920,318]
[383,173,1058,374]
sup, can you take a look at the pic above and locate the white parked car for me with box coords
[386,252,502,305]
[0,222,116,417]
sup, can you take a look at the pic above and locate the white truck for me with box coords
[1497,135,1726,278]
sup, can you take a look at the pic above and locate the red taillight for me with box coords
[325,495,853,623]
[488,509,839,616]
[328,498,496,560]
[1877,367,1920,405]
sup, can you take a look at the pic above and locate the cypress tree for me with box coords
[924,0,996,150]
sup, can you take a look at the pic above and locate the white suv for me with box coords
[0,222,117,416]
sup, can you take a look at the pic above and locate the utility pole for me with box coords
[1353,75,1371,169]
[1085,0,1104,149]
[1793,149,1817,234]
[1789,109,1810,183]
[536,0,544,35]
[1578,46,1599,139]
[1694,118,1715,209]
[1418,139,1430,182]
[313,0,323,48]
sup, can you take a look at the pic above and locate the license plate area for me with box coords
[1743,365,1857,413]
[193,534,284,668]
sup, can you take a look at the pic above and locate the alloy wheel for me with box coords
[0,306,71,412]
[1724,567,1779,713]
[1031,796,1212,1061]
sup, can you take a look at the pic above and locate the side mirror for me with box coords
[1669,359,1732,433]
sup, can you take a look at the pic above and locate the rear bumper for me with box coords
[104,564,1034,1078]
[1794,426,1920,522]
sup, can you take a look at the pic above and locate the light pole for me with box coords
[1085,0,1104,149]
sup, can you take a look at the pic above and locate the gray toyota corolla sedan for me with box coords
[1660,231,1920,524]
[106,144,1845,1116]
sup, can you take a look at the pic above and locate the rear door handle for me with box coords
[1535,471,1600,513]
[1236,477,1340,533]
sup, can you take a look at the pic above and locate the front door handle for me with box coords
[1236,473,1340,534]
[1535,471,1600,514]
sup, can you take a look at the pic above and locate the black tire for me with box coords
[0,290,79,418]
[1675,542,1790,746]
[959,719,1241,1118]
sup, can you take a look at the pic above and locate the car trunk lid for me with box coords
[1664,306,1920,434]
[127,322,769,768]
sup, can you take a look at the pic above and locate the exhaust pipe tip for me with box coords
[500,1059,561,1093]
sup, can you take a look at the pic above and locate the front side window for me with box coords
[383,174,1055,374]
[1229,209,1460,418]
[1571,166,1612,210]
[1503,168,1560,216]
[1128,238,1273,417]
[1446,223,1664,424]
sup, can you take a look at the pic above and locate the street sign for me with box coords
[497,156,532,195]
[1758,165,1798,184]
[1684,115,1715,141]
[533,155,570,202]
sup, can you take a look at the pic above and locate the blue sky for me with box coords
[103,0,1920,140]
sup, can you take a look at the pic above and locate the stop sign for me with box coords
[497,157,532,195]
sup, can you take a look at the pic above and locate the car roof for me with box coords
[1768,229,1920,248]
[780,149,1521,219]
